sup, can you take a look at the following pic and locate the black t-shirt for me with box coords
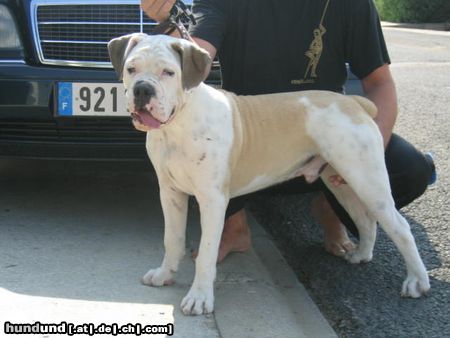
[189,0,390,95]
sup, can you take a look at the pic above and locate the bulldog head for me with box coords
[108,34,211,131]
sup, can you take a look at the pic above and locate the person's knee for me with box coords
[398,152,431,206]
[385,134,435,208]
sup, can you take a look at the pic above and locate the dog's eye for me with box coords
[162,69,175,77]
[127,67,136,75]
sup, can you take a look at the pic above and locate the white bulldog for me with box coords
[108,33,430,315]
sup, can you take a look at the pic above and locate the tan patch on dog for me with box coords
[225,91,316,196]
[225,91,378,197]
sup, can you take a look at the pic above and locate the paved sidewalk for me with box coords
[0,160,335,338]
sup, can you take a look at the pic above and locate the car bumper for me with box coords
[0,62,221,160]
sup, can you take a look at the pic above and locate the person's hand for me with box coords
[321,163,347,187]
[141,0,176,22]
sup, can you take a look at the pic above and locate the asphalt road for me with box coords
[249,26,450,337]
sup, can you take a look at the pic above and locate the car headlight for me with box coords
[0,5,22,49]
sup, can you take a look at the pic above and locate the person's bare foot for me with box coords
[312,193,356,256]
[192,208,252,263]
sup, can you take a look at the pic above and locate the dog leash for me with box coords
[151,0,196,40]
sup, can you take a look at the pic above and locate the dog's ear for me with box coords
[108,33,147,79]
[171,41,212,90]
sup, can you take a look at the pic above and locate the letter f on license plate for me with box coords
[57,82,128,117]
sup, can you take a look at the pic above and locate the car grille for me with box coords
[32,1,163,68]
[0,118,145,143]
[31,0,221,84]
[0,118,147,160]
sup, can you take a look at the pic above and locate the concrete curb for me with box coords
[248,215,337,338]
[188,209,337,338]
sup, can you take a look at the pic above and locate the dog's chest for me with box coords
[147,135,191,191]
[147,127,230,196]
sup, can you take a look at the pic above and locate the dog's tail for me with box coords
[350,96,378,118]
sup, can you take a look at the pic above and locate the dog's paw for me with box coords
[141,267,174,287]
[344,248,372,264]
[401,274,430,298]
[180,287,214,315]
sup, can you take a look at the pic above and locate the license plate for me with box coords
[57,82,128,117]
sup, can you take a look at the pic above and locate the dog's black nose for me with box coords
[133,81,156,109]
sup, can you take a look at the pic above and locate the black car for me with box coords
[0,0,362,160]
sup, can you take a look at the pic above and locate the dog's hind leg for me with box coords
[306,102,429,297]
[320,166,377,263]
[142,184,189,287]
[321,151,429,297]
[372,206,430,298]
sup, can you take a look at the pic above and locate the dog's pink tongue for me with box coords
[140,110,162,129]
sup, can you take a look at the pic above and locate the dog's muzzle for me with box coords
[133,80,156,110]
[131,81,166,129]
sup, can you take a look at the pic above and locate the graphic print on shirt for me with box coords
[291,0,330,85]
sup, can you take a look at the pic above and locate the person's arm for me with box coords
[361,64,398,148]
[343,0,395,148]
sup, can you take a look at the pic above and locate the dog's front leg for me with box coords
[142,185,188,287]
[181,193,227,315]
